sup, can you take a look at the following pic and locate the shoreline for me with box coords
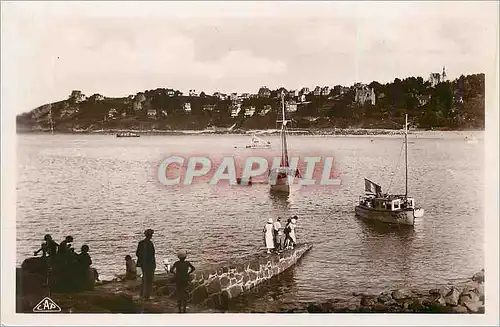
[16,128,485,137]
[17,265,485,314]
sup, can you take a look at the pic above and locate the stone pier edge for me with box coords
[186,243,313,307]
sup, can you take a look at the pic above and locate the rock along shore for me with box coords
[17,263,485,314]
[17,244,313,313]
[273,269,485,314]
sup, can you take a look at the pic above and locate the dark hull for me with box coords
[355,205,415,226]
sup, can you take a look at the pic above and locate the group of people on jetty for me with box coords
[263,215,298,254]
[32,229,196,313]
[30,218,298,312]
[32,234,98,292]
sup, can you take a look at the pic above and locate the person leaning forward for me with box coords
[136,229,156,300]
[170,250,195,313]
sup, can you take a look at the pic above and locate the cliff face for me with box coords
[16,73,485,132]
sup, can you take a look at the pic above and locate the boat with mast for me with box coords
[355,114,424,226]
[246,134,271,149]
[268,94,300,194]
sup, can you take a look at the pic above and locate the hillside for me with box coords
[16,73,485,133]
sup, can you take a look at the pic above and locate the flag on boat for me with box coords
[364,178,382,196]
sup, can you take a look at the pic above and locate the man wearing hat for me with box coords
[170,250,196,313]
[273,217,283,252]
[136,229,156,300]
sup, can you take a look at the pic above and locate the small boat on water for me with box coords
[268,94,300,194]
[116,132,140,138]
[355,114,424,226]
[246,134,271,149]
[465,136,479,144]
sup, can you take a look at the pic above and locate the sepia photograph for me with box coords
[1,1,499,325]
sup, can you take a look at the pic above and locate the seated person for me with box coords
[125,255,137,280]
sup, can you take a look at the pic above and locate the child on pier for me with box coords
[170,250,196,313]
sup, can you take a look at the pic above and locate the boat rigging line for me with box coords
[386,139,405,194]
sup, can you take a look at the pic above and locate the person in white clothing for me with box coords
[289,218,297,249]
[263,218,275,254]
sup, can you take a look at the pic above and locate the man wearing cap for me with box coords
[136,229,156,300]
[170,250,195,313]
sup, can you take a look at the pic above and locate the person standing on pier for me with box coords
[283,218,292,249]
[58,236,74,256]
[77,245,94,290]
[263,218,275,254]
[170,250,196,313]
[136,229,156,300]
[273,217,283,252]
[289,218,297,249]
[34,234,59,258]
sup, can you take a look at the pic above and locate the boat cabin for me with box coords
[359,196,415,211]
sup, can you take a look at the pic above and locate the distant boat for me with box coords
[246,134,271,149]
[465,136,479,144]
[355,114,424,226]
[268,94,300,194]
[116,132,140,138]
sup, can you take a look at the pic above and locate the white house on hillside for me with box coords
[70,90,86,103]
[286,101,298,112]
[108,108,118,119]
[231,103,242,117]
[203,104,217,111]
[244,106,256,117]
[429,66,447,87]
[147,109,157,119]
[259,105,272,116]
[354,83,376,105]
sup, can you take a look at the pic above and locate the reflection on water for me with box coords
[16,133,484,310]
[356,217,416,238]
[269,191,290,214]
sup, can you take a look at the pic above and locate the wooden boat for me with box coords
[355,114,424,226]
[268,94,300,194]
[116,132,140,138]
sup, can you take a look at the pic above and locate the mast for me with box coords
[275,92,290,168]
[281,93,289,167]
[405,114,408,197]
[49,104,54,135]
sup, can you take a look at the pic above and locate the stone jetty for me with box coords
[16,244,313,313]
[187,243,313,307]
[17,250,484,314]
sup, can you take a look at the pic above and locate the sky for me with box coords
[1,1,498,114]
